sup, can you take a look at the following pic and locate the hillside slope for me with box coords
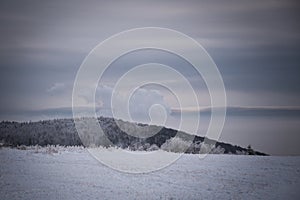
[0,117,266,155]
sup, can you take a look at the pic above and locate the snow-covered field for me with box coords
[0,147,299,200]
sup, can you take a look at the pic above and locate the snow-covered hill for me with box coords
[0,117,266,155]
[0,147,298,199]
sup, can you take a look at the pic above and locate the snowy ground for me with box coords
[0,147,300,200]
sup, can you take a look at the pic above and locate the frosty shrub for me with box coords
[147,144,159,151]
[199,143,214,154]
[236,150,247,155]
[17,145,27,150]
[144,143,151,150]
[161,137,191,153]
[46,145,59,154]
[209,145,225,154]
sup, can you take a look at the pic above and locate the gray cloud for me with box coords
[47,83,67,93]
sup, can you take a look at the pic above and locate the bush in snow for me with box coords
[147,144,159,151]
[197,142,212,154]
[161,137,192,153]
[236,150,247,155]
[209,145,225,154]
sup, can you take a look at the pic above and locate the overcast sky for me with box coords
[0,0,300,113]
[1,0,300,154]
[1,0,300,118]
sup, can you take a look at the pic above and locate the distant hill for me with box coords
[0,117,267,155]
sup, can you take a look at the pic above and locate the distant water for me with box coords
[166,113,300,156]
